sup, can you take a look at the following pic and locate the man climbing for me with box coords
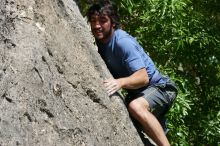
[87,1,178,146]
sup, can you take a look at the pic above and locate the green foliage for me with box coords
[78,0,220,145]
[112,0,220,145]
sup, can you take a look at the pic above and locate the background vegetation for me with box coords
[77,0,220,145]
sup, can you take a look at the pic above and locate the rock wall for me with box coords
[0,0,144,145]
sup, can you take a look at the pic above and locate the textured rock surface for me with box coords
[0,0,144,145]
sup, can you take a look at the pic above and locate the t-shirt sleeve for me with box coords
[116,37,146,74]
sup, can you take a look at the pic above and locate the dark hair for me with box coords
[86,1,120,29]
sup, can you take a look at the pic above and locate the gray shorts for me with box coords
[125,81,178,132]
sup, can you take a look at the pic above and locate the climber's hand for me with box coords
[104,78,122,96]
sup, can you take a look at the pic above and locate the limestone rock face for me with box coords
[0,0,144,145]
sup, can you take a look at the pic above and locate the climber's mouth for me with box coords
[92,29,104,39]
[93,29,103,34]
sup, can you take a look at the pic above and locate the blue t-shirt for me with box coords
[97,29,168,87]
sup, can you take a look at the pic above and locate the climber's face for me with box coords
[89,13,115,44]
